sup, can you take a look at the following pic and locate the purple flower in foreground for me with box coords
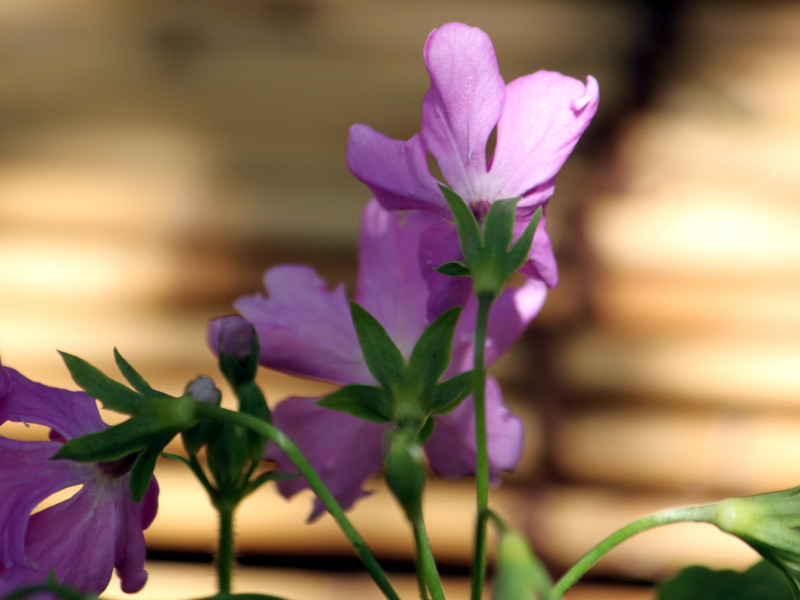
[0,361,158,596]
[347,22,599,287]
[211,200,545,520]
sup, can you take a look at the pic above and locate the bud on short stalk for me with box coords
[384,429,426,522]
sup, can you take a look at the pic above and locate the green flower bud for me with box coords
[384,429,426,522]
[712,487,800,594]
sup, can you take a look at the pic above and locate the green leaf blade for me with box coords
[407,306,461,398]
[317,384,392,423]
[349,302,406,392]
[59,351,143,415]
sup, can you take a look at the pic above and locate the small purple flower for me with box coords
[0,360,158,596]
[347,22,599,287]
[212,200,545,520]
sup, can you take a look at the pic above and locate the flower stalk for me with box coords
[194,402,401,600]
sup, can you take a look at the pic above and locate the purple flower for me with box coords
[0,361,158,596]
[214,200,545,520]
[347,22,599,287]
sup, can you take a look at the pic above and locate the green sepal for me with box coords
[114,348,172,399]
[435,261,471,277]
[483,196,519,258]
[317,384,392,423]
[236,380,271,461]
[440,184,482,262]
[492,521,552,600]
[426,371,474,415]
[350,302,406,392]
[59,351,143,415]
[54,416,170,463]
[207,422,249,494]
[417,417,435,444]
[129,433,171,502]
[407,306,461,399]
[657,561,793,600]
[506,206,542,274]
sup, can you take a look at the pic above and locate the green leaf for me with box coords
[129,433,171,501]
[426,371,474,415]
[54,417,168,463]
[435,260,471,278]
[407,307,461,398]
[439,184,482,262]
[317,385,392,423]
[114,348,171,398]
[482,196,520,258]
[506,206,542,274]
[657,561,794,600]
[349,302,406,391]
[59,351,143,414]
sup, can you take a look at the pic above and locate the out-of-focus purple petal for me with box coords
[425,377,523,484]
[234,266,372,385]
[417,221,472,321]
[0,438,91,569]
[346,128,447,217]
[449,278,546,374]
[356,201,448,356]
[488,72,599,204]
[112,478,158,593]
[0,366,106,440]
[0,363,158,596]
[15,475,154,596]
[421,23,505,204]
[267,397,387,521]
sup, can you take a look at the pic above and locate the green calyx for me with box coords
[437,184,542,299]
[56,349,203,501]
[317,302,473,433]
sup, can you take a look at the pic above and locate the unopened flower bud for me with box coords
[182,376,221,455]
[208,315,259,386]
[384,429,426,522]
[210,315,253,360]
[711,487,800,594]
[186,376,221,405]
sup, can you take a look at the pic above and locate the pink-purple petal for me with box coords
[0,438,91,569]
[420,23,505,203]
[425,377,523,484]
[356,201,448,356]
[346,127,448,217]
[267,396,388,521]
[488,72,599,203]
[0,365,106,440]
[233,265,372,385]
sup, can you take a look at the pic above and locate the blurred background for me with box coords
[1,0,799,597]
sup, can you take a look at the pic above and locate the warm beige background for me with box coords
[1,0,799,598]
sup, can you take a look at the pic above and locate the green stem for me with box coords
[413,514,446,600]
[550,505,715,599]
[470,292,494,600]
[194,403,401,600]
[217,503,235,595]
